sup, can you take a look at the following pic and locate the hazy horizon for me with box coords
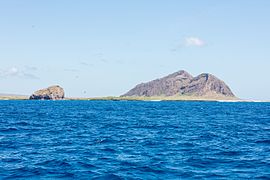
[1,1,270,100]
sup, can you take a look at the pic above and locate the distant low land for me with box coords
[0,94,28,100]
[66,95,240,102]
[0,70,269,102]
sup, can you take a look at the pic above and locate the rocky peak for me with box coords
[180,73,235,97]
[122,70,193,97]
[122,70,236,98]
[165,70,193,79]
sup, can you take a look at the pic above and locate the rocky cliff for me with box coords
[122,70,235,98]
[29,85,65,100]
[179,73,235,97]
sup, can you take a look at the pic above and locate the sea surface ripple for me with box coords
[0,100,270,179]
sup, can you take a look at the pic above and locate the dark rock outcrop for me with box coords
[29,85,65,100]
[179,73,235,97]
[122,70,235,98]
[122,70,193,97]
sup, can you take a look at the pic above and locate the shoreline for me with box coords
[65,97,269,103]
[0,95,268,102]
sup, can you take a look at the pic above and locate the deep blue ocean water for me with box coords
[0,100,270,179]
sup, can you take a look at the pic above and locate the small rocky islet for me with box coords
[29,85,65,100]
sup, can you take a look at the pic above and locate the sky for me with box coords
[0,1,270,100]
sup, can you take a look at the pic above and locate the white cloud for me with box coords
[0,67,39,79]
[7,67,19,76]
[185,37,205,47]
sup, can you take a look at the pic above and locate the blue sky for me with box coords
[0,1,270,100]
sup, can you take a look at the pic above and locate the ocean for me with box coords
[0,100,269,179]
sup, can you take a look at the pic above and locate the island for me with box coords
[29,85,65,100]
[119,70,238,101]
